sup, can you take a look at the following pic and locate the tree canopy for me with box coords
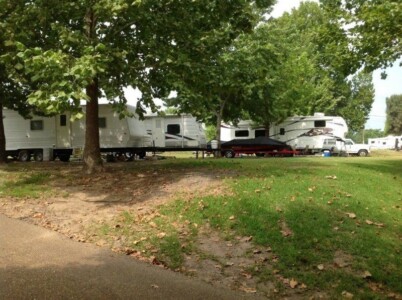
[385,94,402,135]
[1,0,274,170]
[321,0,402,73]
[242,2,373,133]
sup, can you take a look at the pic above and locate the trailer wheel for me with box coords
[33,150,43,162]
[357,149,368,157]
[18,150,30,162]
[137,151,146,159]
[106,154,116,162]
[58,154,70,162]
[125,152,135,161]
[224,150,235,158]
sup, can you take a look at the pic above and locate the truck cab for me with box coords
[343,139,370,156]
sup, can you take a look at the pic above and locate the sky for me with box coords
[271,0,402,130]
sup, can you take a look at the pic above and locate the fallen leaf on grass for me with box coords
[229,215,235,220]
[239,286,257,293]
[157,232,166,239]
[281,230,292,237]
[317,264,325,270]
[365,220,374,225]
[149,221,157,228]
[289,278,298,289]
[346,213,356,219]
[243,236,253,242]
[362,271,372,279]
[241,272,253,279]
[341,291,354,299]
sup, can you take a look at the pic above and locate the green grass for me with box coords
[146,156,402,298]
[1,156,401,298]
[0,171,52,198]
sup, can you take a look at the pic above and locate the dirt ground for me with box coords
[0,161,321,299]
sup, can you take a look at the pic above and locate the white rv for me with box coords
[221,113,348,154]
[144,114,207,149]
[368,136,402,150]
[3,109,73,161]
[3,105,207,162]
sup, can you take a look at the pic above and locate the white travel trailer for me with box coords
[221,113,348,153]
[368,136,402,150]
[67,104,152,151]
[3,105,207,162]
[143,114,207,149]
[3,109,73,161]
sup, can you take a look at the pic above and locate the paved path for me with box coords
[0,215,262,300]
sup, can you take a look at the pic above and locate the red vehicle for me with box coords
[220,137,298,158]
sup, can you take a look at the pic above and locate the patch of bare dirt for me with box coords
[0,162,226,239]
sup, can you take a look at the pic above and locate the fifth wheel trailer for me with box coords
[221,113,348,154]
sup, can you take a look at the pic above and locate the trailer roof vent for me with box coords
[314,112,325,117]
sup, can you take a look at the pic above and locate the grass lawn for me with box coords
[131,155,402,298]
[1,153,401,298]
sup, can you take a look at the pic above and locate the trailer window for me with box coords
[255,130,265,137]
[167,124,180,135]
[280,128,285,135]
[60,115,67,126]
[30,120,43,131]
[99,117,107,128]
[235,130,249,137]
[314,120,326,127]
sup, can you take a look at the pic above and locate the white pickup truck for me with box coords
[342,139,371,156]
[323,138,370,156]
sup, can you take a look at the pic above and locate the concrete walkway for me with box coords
[0,215,262,300]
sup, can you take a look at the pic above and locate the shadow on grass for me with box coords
[198,194,402,297]
[344,159,402,177]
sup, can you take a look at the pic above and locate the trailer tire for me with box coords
[33,150,43,162]
[18,150,30,162]
[357,149,368,157]
[125,152,135,161]
[137,151,146,159]
[224,150,235,158]
[58,154,70,162]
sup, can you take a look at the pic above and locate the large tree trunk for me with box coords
[82,7,102,174]
[83,78,103,174]
[214,99,227,158]
[215,113,222,158]
[0,101,7,163]
[265,122,271,137]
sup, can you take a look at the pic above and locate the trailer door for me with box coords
[56,114,72,148]
[150,118,165,147]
